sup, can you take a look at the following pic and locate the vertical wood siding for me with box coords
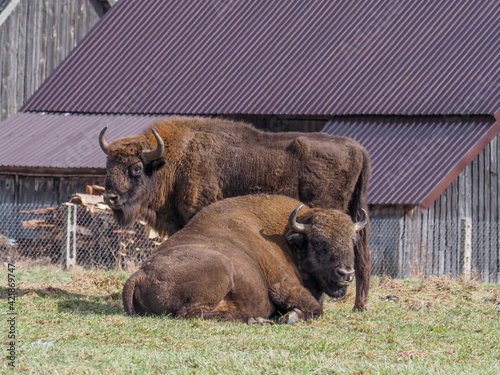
[385,134,500,282]
[0,173,104,204]
[0,0,105,122]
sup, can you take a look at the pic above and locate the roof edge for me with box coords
[0,0,21,28]
[0,166,106,176]
[419,119,500,209]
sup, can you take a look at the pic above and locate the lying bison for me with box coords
[100,116,371,310]
[122,195,367,321]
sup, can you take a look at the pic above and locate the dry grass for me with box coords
[1,267,499,374]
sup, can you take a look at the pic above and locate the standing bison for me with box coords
[99,116,371,310]
[122,195,367,321]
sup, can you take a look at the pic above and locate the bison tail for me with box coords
[349,149,371,236]
[349,149,371,310]
[122,270,146,315]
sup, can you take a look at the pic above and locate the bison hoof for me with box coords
[248,317,275,325]
[278,308,303,324]
[352,303,370,312]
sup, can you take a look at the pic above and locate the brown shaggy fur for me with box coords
[103,116,371,310]
[122,195,359,322]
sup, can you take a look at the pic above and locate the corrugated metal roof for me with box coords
[322,116,500,207]
[0,112,162,169]
[22,0,500,116]
[3,112,499,208]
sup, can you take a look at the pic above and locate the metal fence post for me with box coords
[63,203,77,269]
[460,217,472,280]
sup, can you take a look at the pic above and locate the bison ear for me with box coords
[286,230,305,248]
[146,157,167,172]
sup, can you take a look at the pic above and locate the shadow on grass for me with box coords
[0,286,123,315]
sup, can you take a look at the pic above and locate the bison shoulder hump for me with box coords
[287,137,310,157]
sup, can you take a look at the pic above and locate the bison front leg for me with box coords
[353,237,371,311]
[269,280,322,322]
[177,307,237,322]
[177,185,223,225]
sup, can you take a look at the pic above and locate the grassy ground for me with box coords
[0,266,499,374]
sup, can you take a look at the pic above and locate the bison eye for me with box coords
[129,164,143,177]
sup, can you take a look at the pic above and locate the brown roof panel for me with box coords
[22,0,500,116]
[322,116,500,207]
[0,112,162,169]
[2,112,499,207]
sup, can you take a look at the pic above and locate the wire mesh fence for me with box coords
[0,203,160,270]
[370,217,500,283]
[0,203,499,283]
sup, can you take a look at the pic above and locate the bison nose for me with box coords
[103,193,120,208]
[336,267,355,283]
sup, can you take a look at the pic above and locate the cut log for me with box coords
[19,207,56,215]
[86,185,105,196]
[70,193,104,206]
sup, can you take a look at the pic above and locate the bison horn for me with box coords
[289,204,312,234]
[354,208,368,232]
[99,126,110,155]
[142,129,165,161]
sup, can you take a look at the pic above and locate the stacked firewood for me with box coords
[17,185,162,269]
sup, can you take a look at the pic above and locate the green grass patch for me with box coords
[1,267,499,374]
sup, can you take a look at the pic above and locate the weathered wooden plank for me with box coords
[0,175,17,204]
[439,189,446,276]
[487,137,498,283]
[59,175,105,203]
[445,181,454,278]
[495,136,500,282]
[1,7,14,121]
[77,0,87,43]
[17,175,59,204]
[491,135,499,222]
[478,149,485,280]
[403,211,412,278]
[56,0,68,67]
[45,0,56,79]
[425,203,434,277]
[458,162,465,219]
[471,152,479,272]
[23,0,36,100]
[39,0,48,83]
[484,143,491,282]
[464,162,472,219]
[397,214,404,279]
[0,22,5,121]
[86,0,94,36]
[16,1,28,110]
[404,209,415,278]
[493,135,498,283]
[445,181,453,278]
[419,207,428,277]
[460,217,472,280]
[33,0,43,94]
[69,0,76,49]
[5,4,20,120]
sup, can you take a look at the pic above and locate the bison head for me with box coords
[286,205,367,299]
[99,127,166,227]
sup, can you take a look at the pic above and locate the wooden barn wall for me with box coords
[229,115,328,133]
[370,134,500,282]
[0,0,106,122]
[0,173,104,205]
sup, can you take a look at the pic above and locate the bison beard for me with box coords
[111,206,140,228]
[101,116,371,310]
[328,286,348,299]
